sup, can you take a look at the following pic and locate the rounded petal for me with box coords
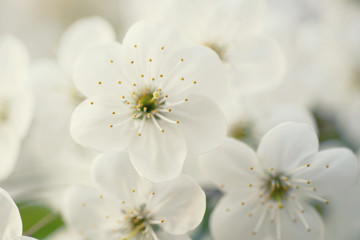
[128,120,186,182]
[149,175,206,235]
[295,148,358,196]
[121,20,182,80]
[171,94,227,154]
[227,35,285,95]
[199,138,259,192]
[161,46,227,100]
[0,35,29,93]
[70,96,134,152]
[58,16,116,76]
[73,43,125,97]
[210,194,269,240]
[0,127,21,181]
[0,188,23,239]
[257,122,319,172]
[92,152,151,207]
[64,186,120,240]
[280,204,324,240]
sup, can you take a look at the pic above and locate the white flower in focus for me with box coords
[0,187,38,240]
[0,35,33,182]
[200,123,358,240]
[64,152,205,240]
[70,20,227,182]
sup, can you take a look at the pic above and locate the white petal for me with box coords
[58,16,116,76]
[257,122,319,172]
[171,94,227,154]
[92,152,151,207]
[280,204,324,240]
[210,194,268,240]
[0,127,21,181]
[161,46,227,100]
[149,175,206,235]
[121,20,182,80]
[6,90,34,139]
[226,35,285,95]
[0,35,29,93]
[129,120,186,182]
[157,231,191,240]
[73,43,125,97]
[199,138,259,192]
[64,186,120,240]
[295,148,358,196]
[0,188,23,240]
[70,96,134,152]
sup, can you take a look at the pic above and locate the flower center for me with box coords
[136,91,161,113]
[265,174,290,209]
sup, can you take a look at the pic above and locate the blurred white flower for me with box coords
[200,122,358,240]
[0,187,37,240]
[0,35,33,182]
[64,152,205,240]
[70,20,227,182]
[2,17,115,207]
[124,0,285,96]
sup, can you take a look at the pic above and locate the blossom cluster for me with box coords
[1,0,360,240]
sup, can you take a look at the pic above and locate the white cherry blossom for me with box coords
[64,152,205,240]
[200,122,358,240]
[70,20,227,182]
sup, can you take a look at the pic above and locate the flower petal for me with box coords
[128,120,186,182]
[280,204,324,240]
[295,148,358,196]
[73,42,125,97]
[58,16,116,76]
[0,188,23,239]
[0,35,29,93]
[0,127,20,181]
[149,175,206,235]
[171,94,227,154]
[159,45,227,100]
[210,194,268,240]
[199,138,259,192]
[121,20,182,80]
[92,152,152,207]
[257,122,319,172]
[64,186,121,240]
[70,96,134,152]
[157,231,191,240]
[226,35,285,95]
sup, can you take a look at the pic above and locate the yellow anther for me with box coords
[90,102,94,105]
[152,78,155,81]
[161,46,164,50]
[185,98,188,101]
[153,91,160,99]
[141,74,144,78]
[138,133,141,136]
[181,77,184,81]
[82,203,86,207]
[193,81,197,84]
[176,120,180,124]
[131,60,134,64]
[152,192,155,195]
[160,74,163,78]
[99,195,103,199]
[161,219,164,223]
[110,60,114,63]
[149,58,152,62]
[133,83,136,86]
[134,44,137,48]
[112,112,115,114]
[109,125,113,128]
[132,189,135,192]
[161,129,165,133]
[118,81,122,84]
[168,108,172,112]
[98,81,102,85]
[181,58,184,61]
